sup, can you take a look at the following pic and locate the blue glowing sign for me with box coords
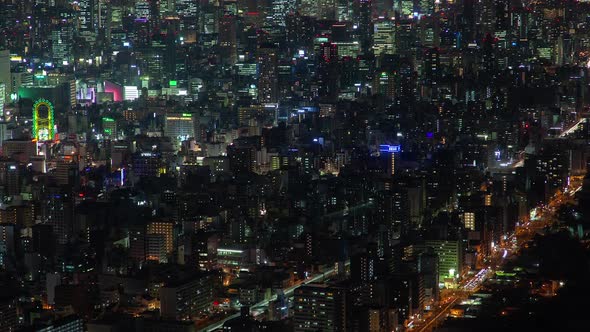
[380,145,401,153]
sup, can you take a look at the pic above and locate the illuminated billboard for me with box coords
[32,98,55,141]
[379,144,400,153]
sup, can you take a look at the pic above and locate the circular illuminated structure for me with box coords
[32,98,55,141]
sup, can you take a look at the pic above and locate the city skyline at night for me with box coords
[0,0,590,331]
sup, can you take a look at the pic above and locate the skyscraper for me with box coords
[257,44,278,103]
[373,18,396,58]
[0,50,10,103]
[165,113,196,145]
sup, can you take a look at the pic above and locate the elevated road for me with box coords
[199,261,350,331]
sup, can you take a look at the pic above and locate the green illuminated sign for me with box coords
[495,271,516,277]
[103,117,115,122]
[182,113,192,117]
[169,80,177,87]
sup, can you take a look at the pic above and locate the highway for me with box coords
[198,261,350,331]
[408,269,490,332]
[415,297,460,332]
[409,179,582,332]
[559,118,586,137]
[200,178,582,332]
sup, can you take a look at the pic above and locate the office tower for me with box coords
[219,15,237,65]
[424,240,463,283]
[419,15,440,48]
[0,50,10,103]
[147,220,174,254]
[132,152,164,177]
[476,0,495,34]
[286,13,314,51]
[159,274,215,320]
[396,0,413,16]
[43,188,74,246]
[54,159,79,188]
[51,25,73,65]
[0,84,5,117]
[146,233,167,263]
[461,212,476,231]
[0,297,17,332]
[293,284,346,332]
[46,272,62,305]
[135,0,152,19]
[377,188,407,244]
[31,224,54,258]
[355,0,373,54]
[163,18,179,80]
[78,0,96,33]
[317,42,339,98]
[0,223,15,268]
[419,248,440,302]
[418,0,434,15]
[495,0,510,31]
[424,47,441,84]
[257,44,278,103]
[129,224,146,262]
[363,307,399,332]
[337,0,353,21]
[102,117,117,138]
[270,0,297,26]
[200,3,219,35]
[318,0,337,19]
[0,161,19,196]
[351,250,375,283]
[373,18,396,58]
[165,113,195,144]
[177,0,198,18]
[298,0,318,18]
[228,145,255,175]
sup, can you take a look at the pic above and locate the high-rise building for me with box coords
[31,224,54,258]
[146,233,167,263]
[355,0,373,54]
[0,296,17,332]
[147,220,174,254]
[373,19,396,58]
[0,50,10,103]
[257,45,278,103]
[132,152,164,177]
[351,251,375,283]
[424,240,463,283]
[219,15,237,65]
[228,145,255,175]
[461,212,476,231]
[270,0,297,26]
[0,83,5,117]
[78,0,96,33]
[293,284,346,332]
[51,26,73,65]
[43,188,74,246]
[165,113,195,144]
[129,224,146,262]
[0,223,15,268]
[102,117,117,138]
[0,161,20,196]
